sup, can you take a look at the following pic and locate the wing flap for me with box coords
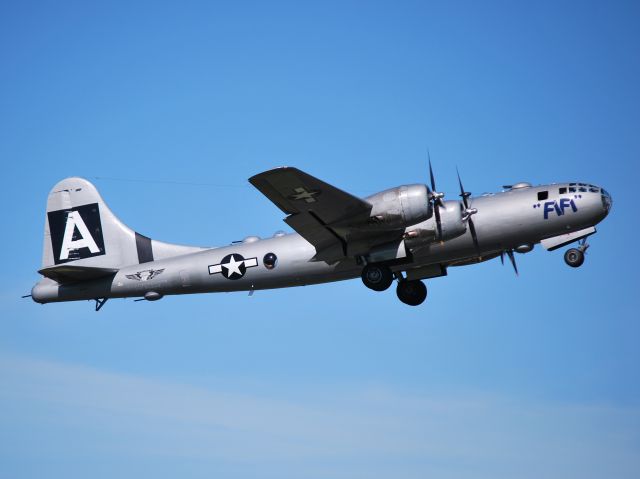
[285,212,346,263]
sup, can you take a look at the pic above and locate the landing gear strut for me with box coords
[361,264,393,291]
[396,280,427,306]
[564,238,589,268]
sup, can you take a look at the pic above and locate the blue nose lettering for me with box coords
[542,199,578,219]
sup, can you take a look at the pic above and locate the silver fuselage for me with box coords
[32,183,611,304]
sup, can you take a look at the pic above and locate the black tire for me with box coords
[396,280,427,306]
[564,248,585,268]
[361,264,394,291]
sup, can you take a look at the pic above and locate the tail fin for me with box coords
[40,177,203,279]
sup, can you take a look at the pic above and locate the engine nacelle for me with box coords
[436,200,467,242]
[365,184,432,230]
[403,200,467,249]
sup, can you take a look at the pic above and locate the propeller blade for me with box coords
[428,152,437,192]
[506,249,519,276]
[456,168,471,209]
[456,167,480,256]
[428,152,443,240]
[468,217,481,257]
[434,199,442,240]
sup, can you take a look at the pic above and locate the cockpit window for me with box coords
[537,191,549,201]
[559,187,567,194]
[569,187,576,192]
[579,187,587,192]
[589,187,599,193]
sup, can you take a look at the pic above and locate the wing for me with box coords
[249,167,374,263]
[249,167,371,223]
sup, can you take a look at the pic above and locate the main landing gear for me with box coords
[396,279,427,306]
[361,263,427,306]
[564,238,589,268]
[361,263,394,291]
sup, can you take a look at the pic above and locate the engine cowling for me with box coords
[403,200,467,249]
[365,184,432,230]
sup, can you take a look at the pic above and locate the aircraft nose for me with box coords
[600,187,612,214]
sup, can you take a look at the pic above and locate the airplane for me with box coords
[29,163,612,309]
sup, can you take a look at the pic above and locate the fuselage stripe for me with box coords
[135,232,154,264]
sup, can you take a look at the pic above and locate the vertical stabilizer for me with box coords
[40,177,204,273]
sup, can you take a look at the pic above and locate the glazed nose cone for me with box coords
[600,187,612,215]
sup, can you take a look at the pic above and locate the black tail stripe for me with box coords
[135,233,154,263]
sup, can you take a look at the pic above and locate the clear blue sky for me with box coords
[1,1,639,478]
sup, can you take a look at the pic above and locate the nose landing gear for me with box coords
[564,238,589,268]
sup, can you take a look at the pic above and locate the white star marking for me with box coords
[223,255,243,276]
[208,255,258,277]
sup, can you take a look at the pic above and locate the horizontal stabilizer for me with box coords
[38,265,119,283]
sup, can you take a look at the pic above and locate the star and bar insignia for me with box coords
[288,186,320,203]
[208,253,258,280]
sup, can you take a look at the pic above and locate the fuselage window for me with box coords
[537,191,549,201]
[559,187,567,194]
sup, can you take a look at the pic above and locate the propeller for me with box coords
[500,249,519,276]
[428,152,444,240]
[456,168,481,258]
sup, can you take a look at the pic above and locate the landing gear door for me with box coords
[367,240,408,263]
[540,226,596,251]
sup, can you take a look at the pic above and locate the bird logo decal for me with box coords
[125,269,165,281]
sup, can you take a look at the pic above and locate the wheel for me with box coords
[361,264,393,291]
[564,248,585,268]
[396,280,427,306]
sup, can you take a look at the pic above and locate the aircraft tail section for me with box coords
[40,177,204,279]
